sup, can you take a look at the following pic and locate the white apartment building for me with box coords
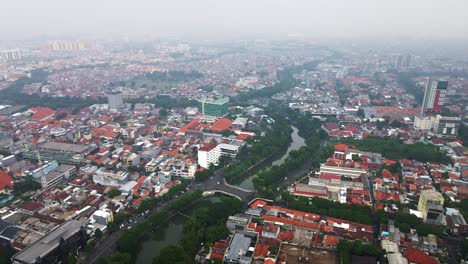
[197,141,240,168]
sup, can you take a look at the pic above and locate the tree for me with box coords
[0,246,16,264]
[153,245,193,264]
[13,177,41,196]
[351,154,362,162]
[108,189,122,198]
[159,109,168,119]
[221,130,236,137]
[357,108,365,118]
[55,112,68,120]
[100,252,132,264]
[94,228,103,239]
[205,225,229,243]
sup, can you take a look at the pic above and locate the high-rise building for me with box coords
[421,79,447,115]
[49,41,95,51]
[0,49,21,60]
[394,54,411,69]
[107,92,124,110]
[395,55,404,69]
[403,54,411,68]
[197,97,229,117]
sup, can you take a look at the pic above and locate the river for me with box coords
[136,197,222,263]
[236,126,306,191]
[136,214,187,264]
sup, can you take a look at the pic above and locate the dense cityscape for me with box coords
[1,1,468,264]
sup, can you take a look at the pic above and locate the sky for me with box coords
[2,0,468,41]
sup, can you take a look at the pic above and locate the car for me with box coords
[210,177,214,179]
[217,181,220,184]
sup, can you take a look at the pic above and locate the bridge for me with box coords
[194,168,255,201]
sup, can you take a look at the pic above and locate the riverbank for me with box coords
[138,196,242,264]
[236,126,306,191]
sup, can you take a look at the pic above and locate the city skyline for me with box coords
[1,0,468,42]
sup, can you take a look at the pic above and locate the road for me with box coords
[193,167,255,201]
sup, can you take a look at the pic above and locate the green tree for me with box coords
[351,154,362,162]
[94,228,103,239]
[100,252,132,264]
[357,108,365,118]
[153,245,193,264]
[0,247,16,264]
[55,112,68,120]
[13,177,41,196]
[159,109,168,119]
[107,189,122,198]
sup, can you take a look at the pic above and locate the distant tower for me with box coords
[403,54,411,68]
[395,54,404,69]
[37,151,48,189]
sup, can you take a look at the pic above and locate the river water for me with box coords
[136,215,187,264]
[236,126,306,191]
[136,197,222,263]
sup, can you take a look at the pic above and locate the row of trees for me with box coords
[253,108,330,198]
[377,210,443,237]
[223,115,292,185]
[337,240,383,264]
[341,136,451,164]
[155,197,242,264]
[282,192,374,225]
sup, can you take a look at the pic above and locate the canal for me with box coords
[136,197,222,263]
[236,126,306,191]
[136,214,187,264]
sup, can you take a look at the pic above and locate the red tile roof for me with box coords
[211,118,232,132]
[405,246,439,264]
[334,143,349,151]
[18,201,43,212]
[180,118,200,133]
[0,170,13,190]
[236,133,252,141]
[323,234,339,246]
[250,199,268,209]
[254,243,269,258]
[30,107,55,121]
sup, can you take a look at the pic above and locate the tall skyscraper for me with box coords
[421,78,447,115]
[395,55,404,69]
[403,54,411,68]
[108,92,124,110]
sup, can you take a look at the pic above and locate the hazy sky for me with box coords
[2,0,468,40]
